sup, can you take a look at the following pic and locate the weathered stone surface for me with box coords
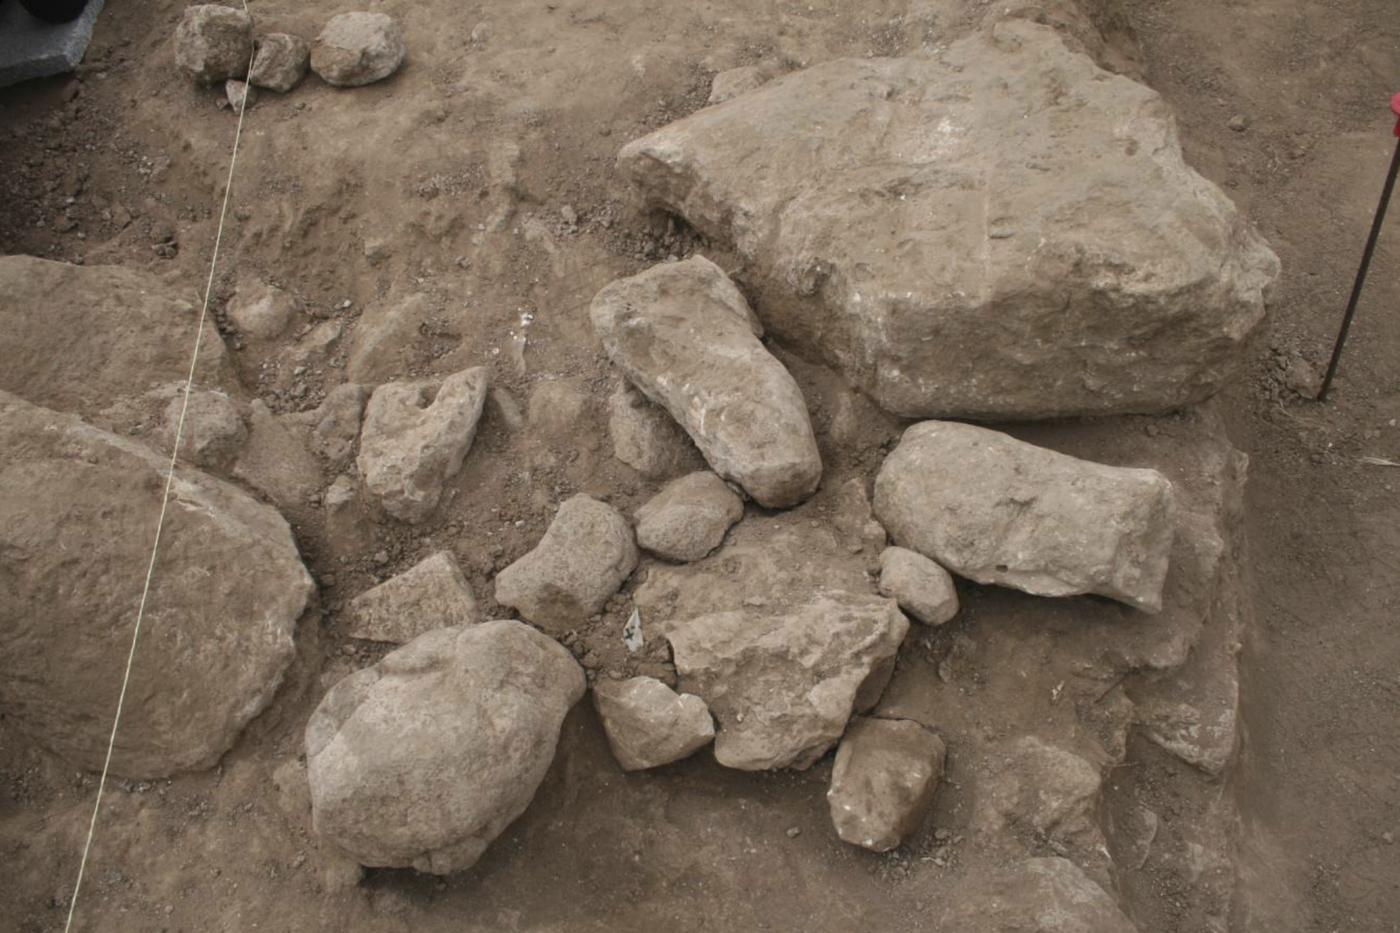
[878,547,958,626]
[161,388,246,468]
[174,4,252,84]
[229,281,294,341]
[233,400,322,512]
[311,12,406,88]
[345,293,436,383]
[224,79,256,112]
[664,592,908,770]
[707,63,777,104]
[592,676,714,771]
[937,857,1137,933]
[827,716,945,852]
[357,367,488,523]
[0,256,237,427]
[619,23,1279,420]
[348,551,479,644]
[831,477,887,560]
[303,383,367,470]
[249,32,309,93]
[306,621,584,873]
[874,421,1176,613]
[0,392,314,778]
[494,495,638,632]
[606,381,699,479]
[590,255,821,508]
[635,471,744,562]
[976,736,1105,856]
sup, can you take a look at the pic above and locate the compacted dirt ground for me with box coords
[0,0,1397,931]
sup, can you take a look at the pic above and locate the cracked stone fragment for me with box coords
[874,421,1176,612]
[827,716,946,852]
[593,676,714,771]
[348,551,479,644]
[664,592,908,770]
[877,547,958,626]
[590,255,822,508]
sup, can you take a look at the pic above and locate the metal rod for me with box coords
[1318,137,1400,400]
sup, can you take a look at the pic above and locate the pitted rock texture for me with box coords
[664,592,908,770]
[635,471,744,562]
[874,421,1176,612]
[618,22,1279,420]
[348,551,480,644]
[249,32,309,93]
[357,367,488,523]
[590,255,822,508]
[592,676,715,771]
[173,4,253,84]
[306,621,584,873]
[494,494,639,632]
[827,716,946,852]
[0,392,313,779]
[311,12,406,87]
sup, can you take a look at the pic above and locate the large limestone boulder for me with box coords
[306,621,584,873]
[874,421,1176,613]
[0,256,237,428]
[357,367,489,523]
[494,495,638,632]
[618,22,1279,420]
[590,256,822,508]
[664,592,908,770]
[0,392,314,779]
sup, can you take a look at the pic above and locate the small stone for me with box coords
[311,12,406,88]
[345,293,436,383]
[347,551,479,644]
[357,368,489,523]
[306,384,367,470]
[786,826,802,838]
[707,64,778,104]
[1228,114,1249,132]
[874,421,1176,613]
[232,401,323,513]
[224,79,256,113]
[592,676,714,771]
[174,4,253,84]
[607,381,698,479]
[877,547,958,626]
[635,471,744,563]
[228,280,295,341]
[975,736,1104,856]
[249,33,310,93]
[306,621,585,873]
[494,495,639,632]
[827,717,946,852]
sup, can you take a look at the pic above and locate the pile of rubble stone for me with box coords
[174,4,406,111]
[0,8,1279,930]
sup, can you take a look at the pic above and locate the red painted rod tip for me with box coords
[1392,91,1400,136]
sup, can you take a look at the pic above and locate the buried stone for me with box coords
[593,676,715,771]
[874,421,1176,613]
[618,22,1279,420]
[828,716,946,852]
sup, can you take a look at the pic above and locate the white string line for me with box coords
[64,7,254,928]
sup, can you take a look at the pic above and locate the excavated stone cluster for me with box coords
[173,5,405,112]
[0,3,1276,926]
